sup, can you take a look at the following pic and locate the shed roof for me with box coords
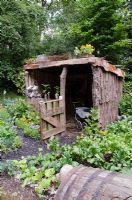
[24,56,125,78]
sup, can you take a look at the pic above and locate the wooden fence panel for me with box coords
[39,99,65,140]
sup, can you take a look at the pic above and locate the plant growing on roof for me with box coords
[41,84,51,101]
[54,86,60,99]
[74,44,95,56]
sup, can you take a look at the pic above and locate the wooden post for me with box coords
[28,71,34,86]
[25,71,29,89]
[25,71,30,101]
[60,67,67,128]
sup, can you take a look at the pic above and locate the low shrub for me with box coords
[0,123,22,152]
[15,118,40,139]
[4,98,30,121]
[0,160,17,176]
[4,98,40,139]
[120,81,132,116]
[71,111,132,172]
[49,109,132,173]
[0,106,11,123]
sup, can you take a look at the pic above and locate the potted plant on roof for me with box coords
[41,84,51,101]
[74,44,95,57]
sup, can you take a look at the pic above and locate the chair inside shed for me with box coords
[66,64,93,123]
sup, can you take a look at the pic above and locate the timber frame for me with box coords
[24,55,125,139]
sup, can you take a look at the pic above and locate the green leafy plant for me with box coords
[12,70,25,94]
[120,81,132,116]
[4,98,30,121]
[23,125,40,139]
[0,160,17,176]
[0,124,22,152]
[3,98,40,139]
[71,114,132,172]
[41,84,51,96]
[83,108,108,135]
[14,148,77,197]
[15,118,40,139]
[0,106,10,123]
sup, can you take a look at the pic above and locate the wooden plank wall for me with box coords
[92,67,123,127]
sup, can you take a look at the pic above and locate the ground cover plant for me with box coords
[0,95,41,155]
[4,98,40,139]
[0,123,22,153]
[120,81,132,116]
[49,110,132,173]
[0,148,77,198]
[72,116,132,172]
[0,105,22,153]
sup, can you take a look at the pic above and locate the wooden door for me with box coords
[39,99,65,140]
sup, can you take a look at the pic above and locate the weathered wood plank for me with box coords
[42,116,59,127]
[42,127,65,139]
[47,101,53,130]
[40,107,64,118]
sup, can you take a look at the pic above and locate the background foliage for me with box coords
[0,0,131,92]
[42,0,131,63]
[0,0,45,91]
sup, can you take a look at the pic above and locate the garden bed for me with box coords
[1,127,79,161]
[0,97,132,199]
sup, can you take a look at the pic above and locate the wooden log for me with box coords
[55,165,132,200]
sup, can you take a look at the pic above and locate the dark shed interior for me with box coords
[66,64,93,119]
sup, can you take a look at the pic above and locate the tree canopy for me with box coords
[0,0,45,89]
[43,0,131,63]
[0,0,131,91]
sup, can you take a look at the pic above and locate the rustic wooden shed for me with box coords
[24,55,125,140]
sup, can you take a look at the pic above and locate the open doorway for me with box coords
[66,64,93,123]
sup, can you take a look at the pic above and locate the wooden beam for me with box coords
[40,107,64,118]
[42,116,59,127]
[42,127,65,140]
[60,67,67,127]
